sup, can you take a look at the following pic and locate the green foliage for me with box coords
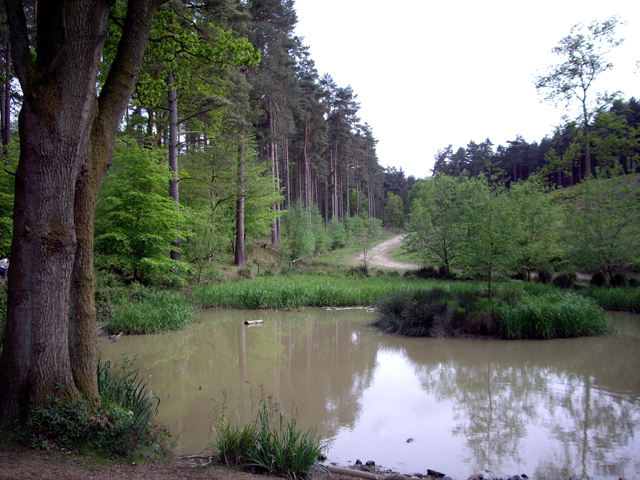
[95,139,193,284]
[508,178,560,276]
[381,192,405,227]
[404,174,469,272]
[179,135,283,272]
[0,282,6,356]
[562,174,640,282]
[345,215,365,240]
[107,286,197,334]
[328,218,346,250]
[0,148,17,256]
[281,203,316,260]
[211,389,325,479]
[459,176,519,296]
[281,203,330,260]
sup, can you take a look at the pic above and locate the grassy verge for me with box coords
[210,389,325,479]
[373,283,610,339]
[191,274,436,309]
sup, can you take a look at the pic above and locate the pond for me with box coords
[98,308,640,480]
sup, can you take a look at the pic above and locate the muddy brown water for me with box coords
[98,308,640,480]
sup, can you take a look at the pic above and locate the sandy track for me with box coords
[359,235,418,270]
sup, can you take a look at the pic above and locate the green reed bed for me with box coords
[107,287,198,334]
[373,283,609,339]
[211,390,325,479]
[191,275,434,309]
[578,285,640,312]
[496,293,608,339]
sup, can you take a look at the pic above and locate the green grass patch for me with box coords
[578,285,640,312]
[373,283,609,339]
[191,275,441,309]
[496,293,609,339]
[107,287,198,334]
[210,389,325,479]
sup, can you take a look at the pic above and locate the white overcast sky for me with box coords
[293,0,640,179]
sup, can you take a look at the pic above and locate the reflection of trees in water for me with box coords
[98,308,379,450]
[540,373,635,479]
[395,330,640,478]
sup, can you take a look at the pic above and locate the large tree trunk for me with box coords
[0,0,168,427]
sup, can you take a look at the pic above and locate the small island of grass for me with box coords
[372,283,609,339]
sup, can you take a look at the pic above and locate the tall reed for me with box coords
[578,286,640,312]
[107,287,197,334]
[210,389,325,479]
[191,275,440,309]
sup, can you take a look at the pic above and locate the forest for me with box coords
[0,3,637,287]
[0,2,639,469]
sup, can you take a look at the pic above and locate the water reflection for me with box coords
[98,309,640,479]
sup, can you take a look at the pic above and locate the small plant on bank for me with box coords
[20,358,168,458]
[210,389,326,479]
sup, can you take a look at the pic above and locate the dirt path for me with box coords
[0,445,352,480]
[359,235,418,270]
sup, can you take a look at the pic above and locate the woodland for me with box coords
[0,0,638,443]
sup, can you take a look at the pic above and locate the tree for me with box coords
[94,140,191,283]
[460,177,518,299]
[0,0,169,426]
[381,192,405,228]
[507,178,559,279]
[535,17,624,179]
[405,174,467,273]
[563,174,640,284]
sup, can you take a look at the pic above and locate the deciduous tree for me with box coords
[535,17,624,179]
[0,0,168,426]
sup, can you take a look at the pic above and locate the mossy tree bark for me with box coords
[0,0,168,427]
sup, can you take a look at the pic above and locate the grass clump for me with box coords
[22,357,168,458]
[578,285,640,312]
[191,274,434,309]
[211,389,325,479]
[107,286,198,334]
[373,284,610,339]
[496,293,609,339]
[373,284,500,337]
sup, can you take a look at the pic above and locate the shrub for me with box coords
[536,269,552,284]
[373,285,609,340]
[579,285,640,311]
[590,271,607,287]
[24,358,164,458]
[611,272,628,287]
[328,218,346,250]
[238,266,253,279]
[552,272,577,289]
